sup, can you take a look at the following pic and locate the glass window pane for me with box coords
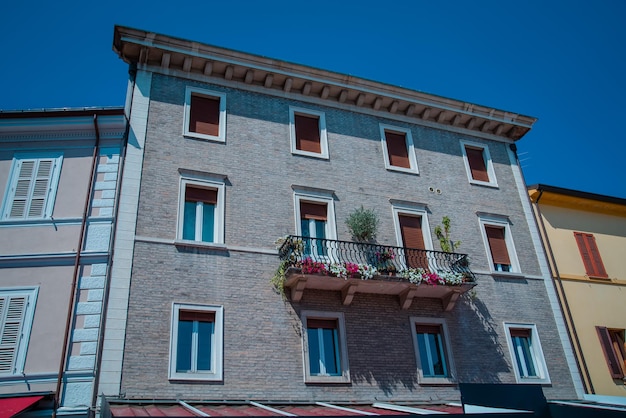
[314,220,327,256]
[417,334,431,375]
[176,320,193,372]
[201,203,215,242]
[183,201,197,240]
[321,328,340,375]
[307,328,321,375]
[196,320,214,371]
[429,334,446,376]
[519,336,537,377]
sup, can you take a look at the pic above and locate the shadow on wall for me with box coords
[455,293,510,384]
[291,290,511,397]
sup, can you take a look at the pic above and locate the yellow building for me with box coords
[528,184,626,397]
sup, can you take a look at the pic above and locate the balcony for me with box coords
[278,236,476,311]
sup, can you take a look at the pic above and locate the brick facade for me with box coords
[116,72,578,401]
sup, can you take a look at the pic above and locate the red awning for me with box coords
[0,395,44,418]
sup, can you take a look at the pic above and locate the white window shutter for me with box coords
[0,296,27,374]
[6,158,56,219]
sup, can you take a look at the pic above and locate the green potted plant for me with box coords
[345,206,379,242]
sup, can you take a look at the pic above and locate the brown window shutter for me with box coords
[509,328,531,338]
[295,114,321,153]
[399,215,425,249]
[465,146,489,182]
[307,318,337,329]
[190,95,220,136]
[415,324,442,335]
[596,326,625,379]
[399,215,427,269]
[385,131,410,168]
[574,232,608,278]
[300,202,327,221]
[485,226,511,265]
[186,186,217,204]
[179,310,215,323]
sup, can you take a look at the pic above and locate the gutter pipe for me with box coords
[53,114,102,417]
[532,189,594,394]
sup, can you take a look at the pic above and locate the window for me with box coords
[169,304,223,381]
[479,216,520,273]
[0,288,38,376]
[1,153,63,220]
[289,107,328,159]
[178,174,225,244]
[380,124,418,174]
[392,205,433,270]
[574,232,608,278]
[301,311,349,383]
[183,87,226,142]
[504,323,550,384]
[596,326,626,380]
[410,318,456,384]
[294,189,336,260]
[460,140,497,187]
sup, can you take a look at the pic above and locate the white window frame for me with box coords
[294,189,337,262]
[478,215,521,274]
[391,204,434,271]
[289,107,329,159]
[169,303,224,381]
[301,310,350,384]
[504,323,550,384]
[380,124,418,174]
[460,140,498,187]
[177,174,225,244]
[1,152,63,220]
[410,317,456,385]
[183,87,227,142]
[0,287,38,376]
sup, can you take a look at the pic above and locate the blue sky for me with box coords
[2,1,625,198]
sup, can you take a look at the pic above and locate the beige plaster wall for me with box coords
[539,205,626,281]
[562,279,626,396]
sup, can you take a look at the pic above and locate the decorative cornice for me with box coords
[114,26,536,142]
[0,113,126,143]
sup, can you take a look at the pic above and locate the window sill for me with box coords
[292,150,329,160]
[169,374,223,382]
[469,179,499,188]
[418,378,457,386]
[183,132,226,143]
[174,240,228,251]
[516,377,551,385]
[385,166,419,175]
[305,374,351,384]
[490,271,526,279]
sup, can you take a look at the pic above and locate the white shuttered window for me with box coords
[0,289,37,375]
[2,154,62,220]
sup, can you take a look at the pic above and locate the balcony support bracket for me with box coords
[289,276,307,302]
[399,287,417,310]
[442,290,461,311]
[341,283,358,306]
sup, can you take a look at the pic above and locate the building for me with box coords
[528,184,626,398]
[99,26,582,415]
[0,108,126,416]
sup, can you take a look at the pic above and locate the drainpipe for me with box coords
[531,189,594,394]
[90,64,137,416]
[53,114,102,417]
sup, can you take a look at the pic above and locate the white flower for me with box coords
[358,264,377,280]
[401,268,427,284]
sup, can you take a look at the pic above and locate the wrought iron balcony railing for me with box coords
[278,235,475,282]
